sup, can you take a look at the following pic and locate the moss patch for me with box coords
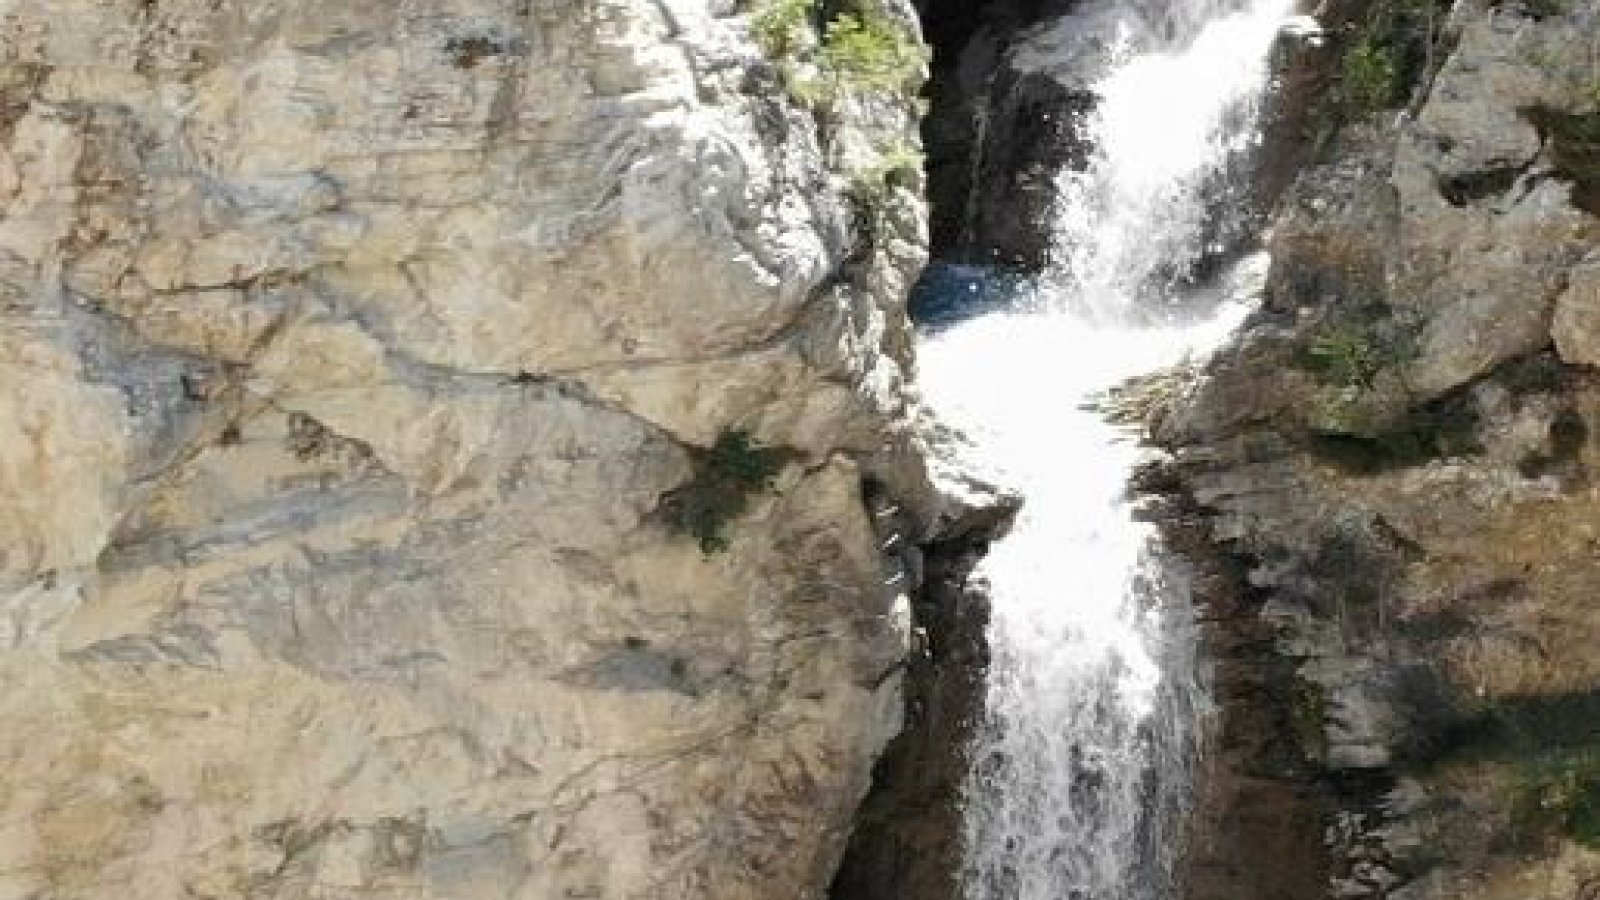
[1290,675,1331,765]
[1524,106,1600,214]
[1305,394,1482,475]
[1512,750,1600,849]
[663,430,795,555]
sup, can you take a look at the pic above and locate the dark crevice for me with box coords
[914,0,1083,268]
[1438,163,1529,206]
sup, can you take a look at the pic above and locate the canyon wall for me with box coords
[1157,0,1600,897]
[0,2,979,897]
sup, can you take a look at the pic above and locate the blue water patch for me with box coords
[910,262,1032,329]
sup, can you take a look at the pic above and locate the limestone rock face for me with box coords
[0,2,944,898]
[1391,5,1598,398]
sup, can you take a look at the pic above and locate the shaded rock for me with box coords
[914,0,1081,265]
[829,463,1017,900]
[1266,125,1399,312]
[963,69,1095,270]
[1160,481,1333,900]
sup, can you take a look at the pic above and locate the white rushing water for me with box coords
[917,1,1292,898]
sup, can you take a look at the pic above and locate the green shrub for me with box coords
[749,0,813,58]
[663,430,794,555]
[1340,37,1401,115]
[1511,750,1600,849]
[1313,0,1450,146]
[1300,325,1387,389]
[745,0,927,109]
[820,8,927,97]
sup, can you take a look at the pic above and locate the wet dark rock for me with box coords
[961,72,1096,270]
[1154,484,1335,900]
[914,0,1086,269]
[830,474,1018,900]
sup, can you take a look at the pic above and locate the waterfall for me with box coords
[915,1,1292,898]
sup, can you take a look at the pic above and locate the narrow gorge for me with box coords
[3,1,1600,899]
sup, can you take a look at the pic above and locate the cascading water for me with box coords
[915,1,1292,898]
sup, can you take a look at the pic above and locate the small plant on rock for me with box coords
[1314,0,1452,145]
[663,429,795,555]
[744,0,928,110]
[749,0,814,58]
[1340,36,1401,115]
[1511,750,1600,849]
[843,141,923,251]
[1289,676,1331,765]
[1299,325,1388,390]
[819,8,927,97]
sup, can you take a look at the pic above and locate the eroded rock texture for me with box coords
[1156,1,1600,898]
[0,2,951,898]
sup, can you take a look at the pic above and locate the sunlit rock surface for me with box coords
[0,2,949,897]
[1393,6,1597,399]
[1160,1,1600,898]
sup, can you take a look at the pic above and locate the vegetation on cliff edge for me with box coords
[1317,0,1452,146]
[664,429,795,555]
[745,0,929,109]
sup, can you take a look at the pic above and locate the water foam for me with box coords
[919,2,1293,897]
